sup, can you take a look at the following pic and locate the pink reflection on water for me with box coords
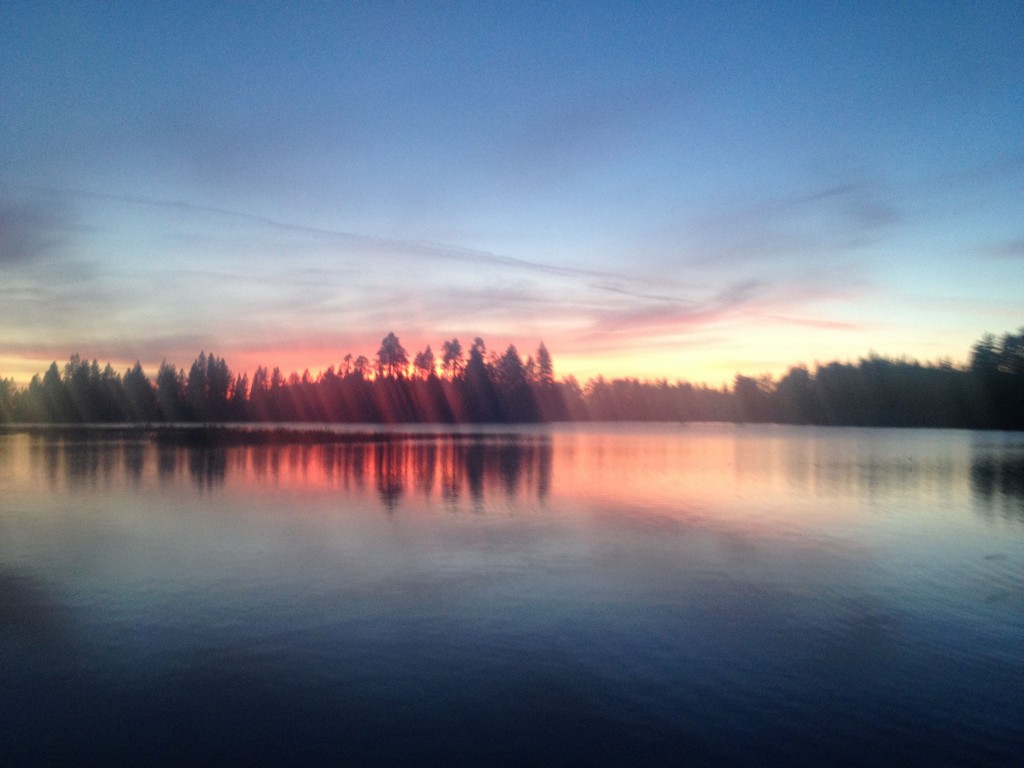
[4,425,999,540]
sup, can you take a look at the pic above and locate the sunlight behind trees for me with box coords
[1,329,1022,430]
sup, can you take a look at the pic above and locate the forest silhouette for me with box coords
[1,330,1022,430]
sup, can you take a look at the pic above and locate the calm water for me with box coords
[1,424,1022,766]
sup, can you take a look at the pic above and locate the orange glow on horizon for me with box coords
[2,322,978,390]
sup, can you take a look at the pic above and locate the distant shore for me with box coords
[2,328,1022,431]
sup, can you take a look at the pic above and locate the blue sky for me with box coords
[2,2,1022,384]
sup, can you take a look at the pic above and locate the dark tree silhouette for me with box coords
[124,361,157,422]
[247,366,270,420]
[536,342,554,385]
[969,329,1024,429]
[229,371,249,420]
[492,345,539,422]
[187,352,209,421]
[206,353,232,421]
[774,366,816,424]
[41,361,71,421]
[156,360,185,421]
[376,333,409,379]
[413,346,436,380]
[353,355,370,378]
[3,328,1023,429]
[733,374,772,423]
[441,338,464,379]
[459,337,500,421]
[0,378,15,422]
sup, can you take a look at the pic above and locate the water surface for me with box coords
[1,424,1022,766]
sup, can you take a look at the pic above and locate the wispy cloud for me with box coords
[985,238,1024,259]
[580,279,765,340]
[674,179,904,268]
[0,198,74,266]
[756,314,863,331]
[569,269,869,355]
[23,184,625,282]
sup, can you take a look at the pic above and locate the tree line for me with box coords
[1,329,1021,430]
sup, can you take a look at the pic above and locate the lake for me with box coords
[1,423,1022,766]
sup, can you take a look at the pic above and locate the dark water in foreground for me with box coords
[1,424,1022,766]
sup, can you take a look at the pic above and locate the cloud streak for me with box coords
[23,184,624,282]
[0,199,74,266]
[673,179,905,269]
[985,238,1024,259]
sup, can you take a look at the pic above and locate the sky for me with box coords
[2,2,1022,386]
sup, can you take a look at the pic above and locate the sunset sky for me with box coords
[2,2,1022,386]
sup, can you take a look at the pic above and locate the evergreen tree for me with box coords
[156,360,185,421]
[441,338,464,379]
[376,332,409,379]
[536,342,554,386]
[413,346,436,379]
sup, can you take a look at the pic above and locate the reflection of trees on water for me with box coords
[188,448,228,490]
[123,442,145,481]
[365,437,552,511]
[32,436,150,490]
[21,430,1023,522]
[30,433,553,509]
[971,452,1024,521]
[201,435,554,508]
[29,437,229,492]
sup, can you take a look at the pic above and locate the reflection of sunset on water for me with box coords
[7,425,1010,537]
[12,432,554,511]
